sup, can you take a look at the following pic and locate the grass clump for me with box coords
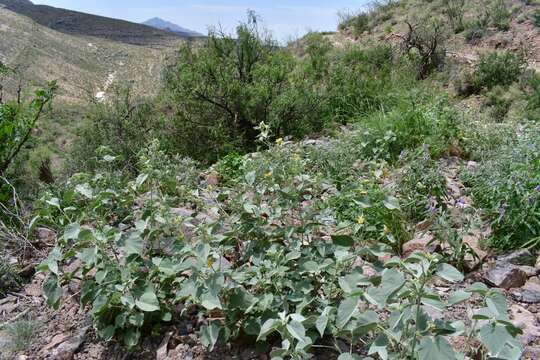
[2,318,39,354]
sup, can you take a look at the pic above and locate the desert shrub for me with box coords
[472,51,526,91]
[533,9,540,26]
[484,86,512,121]
[0,258,22,296]
[442,0,466,33]
[363,95,461,161]
[2,318,39,353]
[400,20,447,79]
[489,0,511,31]
[464,124,540,250]
[163,12,327,163]
[463,11,490,43]
[398,148,448,222]
[338,11,371,36]
[70,85,159,173]
[524,72,540,121]
[326,45,399,122]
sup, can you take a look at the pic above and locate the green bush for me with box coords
[338,11,371,36]
[489,0,511,31]
[69,86,159,173]
[443,0,466,33]
[484,86,512,121]
[472,51,526,91]
[163,12,327,163]
[464,124,540,250]
[533,9,540,26]
[39,136,523,358]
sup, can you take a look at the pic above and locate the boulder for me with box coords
[512,277,540,304]
[498,249,536,267]
[483,264,528,289]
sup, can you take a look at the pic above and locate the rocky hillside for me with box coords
[0,0,188,47]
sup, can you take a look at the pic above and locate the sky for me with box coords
[32,0,369,41]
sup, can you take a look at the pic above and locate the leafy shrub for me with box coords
[215,152,246,185]
[489,0,511,31]
[0,258,22,296]
[338,11,371,36]
[524,72,540,121]
[472,51,526,91]
[442,0,466,33]
[397,148,448,222]
[40,140,523,358]
[533,9,540,26]
[326,45,399,123]
[70,86,159,173]
[464,124,540,250]
[163,12,327,163]
[484,86,512,121]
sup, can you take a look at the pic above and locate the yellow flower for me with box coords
[275,137,284,145]
[207,257,214,268]
[383,225,390,235]
[208,184,213,191]
[264,171,273,178]
[356,216,365,225]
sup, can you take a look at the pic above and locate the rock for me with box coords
[519,266,539,277]
[523,346,540,359]
[36,227,56,243]
[463,233,488,261]
[498,249,536,267]
[205,172,219,187]
[24,283,42,297]
[483,264,528,289]
[43,333,70,352]
[50,326,89,360]
[156,332,172,360]
[403,232,436,257]
[509,305,540,346]
[512,277,540,303]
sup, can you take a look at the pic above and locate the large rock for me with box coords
[509,305,540,346]
[498,249,536,267]
[512,277,540,304]
[50,326,89,360]
[483,264,528,289]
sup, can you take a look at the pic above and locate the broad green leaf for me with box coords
[436,263,464,282]
[332,235,355,247]
[135,289,160,312]
[200,322,220,351]
[365,268,405,307]
[43,275,62,309]
[258,319,280,340]
[75,183,93,198]
[480,324,514,356]
[337,354,361,360]
[201,290,222,310]
[123,232,144,256]
[418,336,457,360]
[368,334,389,360]
[123,329,140,348]
[447,291,472,306]
[315,314,329,337]
[64,223,81,240]
[383,196,400,210]
[336,297,359,329]
[286,320,306,342]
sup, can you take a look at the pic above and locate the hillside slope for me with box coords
[0,0,186,47]
[0,7,183,103]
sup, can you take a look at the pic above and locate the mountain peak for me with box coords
[142,17,203,37]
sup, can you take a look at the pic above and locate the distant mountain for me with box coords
[0,0,189,47]
[143,17,203,38]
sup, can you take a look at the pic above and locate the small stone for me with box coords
[36,227,56,243]
[512,277,540,304]
[498,249,536,267]
[43,333,70,351]
[484,264,528,289]
[519,266,539,277]
[510,305,540,346]
[50,326,89,360]
[24,283,42,297]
